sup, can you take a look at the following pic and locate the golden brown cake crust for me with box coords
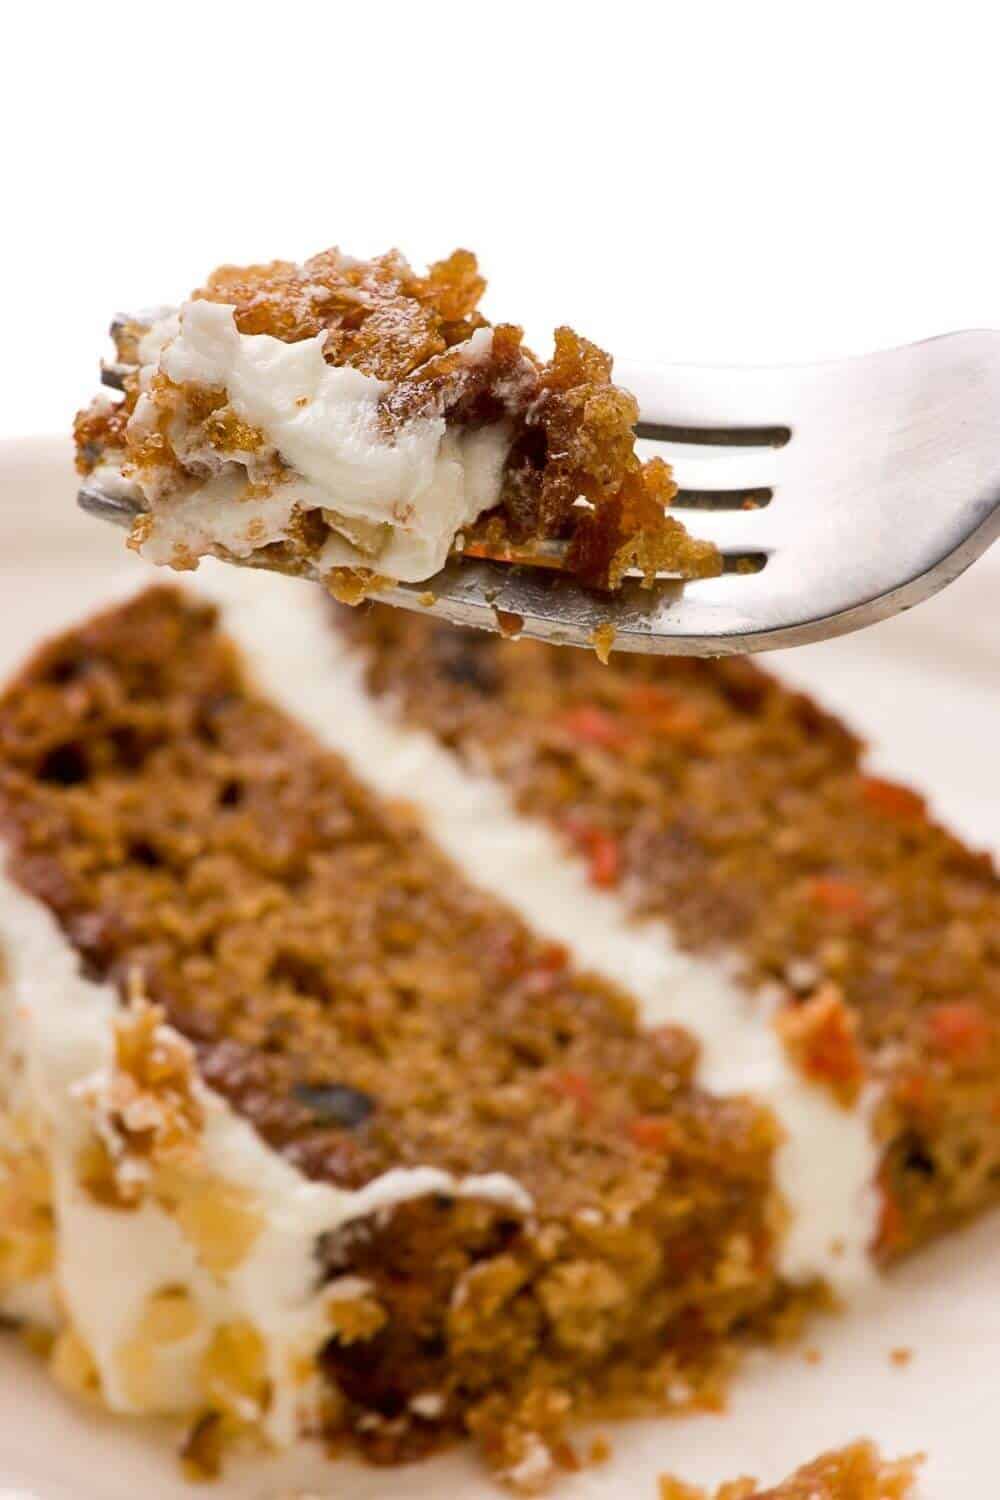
[341,606,1000,1262]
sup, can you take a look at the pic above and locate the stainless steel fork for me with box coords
[79,329,1000,656]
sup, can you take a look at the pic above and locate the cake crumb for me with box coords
[494,607,524,639]
[588,1434,611,1464]
[180,1411,226,1481]
[657,1440,920,1498]
[589,622,616,665]
[890,1346,913,1367]
[504,1432,555,1492]
[325,569,390,606]
[77,244,721,599]
[659,1479,710,1500]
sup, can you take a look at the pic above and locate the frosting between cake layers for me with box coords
[0,564,882,1453]
[127,303,512,582]
[194,567,882,1298]
[0,852,531,1443]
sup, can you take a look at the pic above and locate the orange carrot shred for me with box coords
[926,1002,992,1066]
[861,775,925,821]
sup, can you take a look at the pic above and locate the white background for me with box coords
[5,1,1000,438]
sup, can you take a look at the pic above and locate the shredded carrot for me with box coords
[546,1070,595,1118]
[628,1115,679,1152]
[587,832,620,887]
[860,775,925,821]
[623,683,703,742]
[776,984,864,1105]
[521,967,560,997]
[557,705,630,751]
[623,683,680,716]
[893,1070,932,1114]
[809,876,871,923]
[521,941,572,995]
[562,817,622,888]
[537,941,569,972]
[926,1002,992,1067]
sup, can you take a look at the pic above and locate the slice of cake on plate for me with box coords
[0,577,791,1491]
[0,568,995,1489]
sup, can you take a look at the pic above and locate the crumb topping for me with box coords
[74,247,719,590]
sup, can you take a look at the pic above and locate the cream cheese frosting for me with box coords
[195,567,881,1298]
[125,303,513,582]
[0,849,531,1444]
[0,564,882,1459]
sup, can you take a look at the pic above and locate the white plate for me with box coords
[1,437,997,1499]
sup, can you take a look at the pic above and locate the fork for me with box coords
[79,328,1000,656]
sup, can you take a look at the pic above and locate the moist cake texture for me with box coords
[341,606,1000,1264]
[0,571,992,1489]
[0,583,788,1487]
[73,246,719,595]
[658,1440,920,1500]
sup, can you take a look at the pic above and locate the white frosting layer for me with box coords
[196,567,881,1297]
[0,563,882,1452]
[128,303,512,582]
[0,838,530,1442]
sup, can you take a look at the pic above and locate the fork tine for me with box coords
[96,314,781,499]
[622,360,801,432]
[75,321,1000,657]
[678,506,783,556]
[636,418,790,448]
[718,549,769,573]
[650,442,777,484]
[78,480,143,526]
[383,559,776,656]
[671,487,773,511]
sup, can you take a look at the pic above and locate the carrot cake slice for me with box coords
[72,245,719,598]
[0,568,992,1490]
[658,1440,920,1499]
[338,601,1000,1266]
[0,576,803,1492]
